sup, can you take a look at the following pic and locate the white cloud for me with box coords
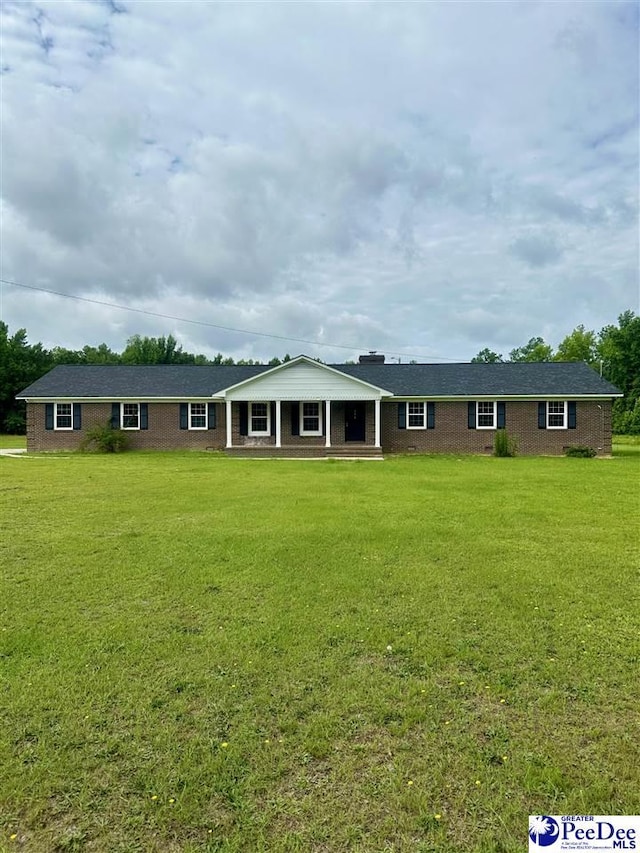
[1,0,637,362]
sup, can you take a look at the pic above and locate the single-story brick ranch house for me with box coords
[17,354,621,456]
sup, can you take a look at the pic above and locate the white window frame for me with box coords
[121,402,140,430]
[249,402,270,436]
[189,402,208,430]
[300,401,323,436]
[476,401,497,429]
[407,402,426,430]
[54,402,73,430]
[547,400,567,430]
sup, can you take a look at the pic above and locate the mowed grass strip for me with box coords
[0,434,26,449]
[1,453,638,852]
[613,435,640,457]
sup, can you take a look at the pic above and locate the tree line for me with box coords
[1,311,638,434]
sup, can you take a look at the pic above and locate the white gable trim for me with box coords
[219,355,392,400]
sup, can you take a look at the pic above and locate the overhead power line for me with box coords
[0,277,465,362]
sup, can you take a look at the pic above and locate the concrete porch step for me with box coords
[324,446,383,457]
[224,445,383,459]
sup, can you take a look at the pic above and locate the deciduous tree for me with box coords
[599,311,640,434]
[0,323,53,432]
[554,325,598,365]
[471,348,504,363]
[509,337,554,362]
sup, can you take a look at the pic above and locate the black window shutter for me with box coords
[270,402,276,436]
[427,401,435,429]
[239,402,248,436]
[140,403,148,430]
[73,403,82,431]
[568,401,577,429]
[497,402,506,429]
[291,402,300,436]
[398,402,406,429]
[208,402,216,429]
[468,402,476,429]
[45,403,54,430]
[538,402,546,429]
[111,403,120,429]
[322,401,327,436]
[180,403,188,429]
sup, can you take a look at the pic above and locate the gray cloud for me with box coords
[1,0,637,362]
[510,232,565,268]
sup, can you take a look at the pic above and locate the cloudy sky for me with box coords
[1,1,638,362]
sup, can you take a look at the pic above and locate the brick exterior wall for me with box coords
[382,400,612,456]
[26,399,613,455]
[230,402,273,448]
[27,402,227,452]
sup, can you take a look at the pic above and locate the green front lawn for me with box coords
[0,434,26,449]
[1,453,638,852]
[613,434,640,457]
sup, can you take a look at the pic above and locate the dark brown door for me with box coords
[345,402,366,442]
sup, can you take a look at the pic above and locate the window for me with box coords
[547,401,567,429]
[46,403,81,432]
[189,402,207,429]
[477,401,496,429]
[122,403,140,429]
[407,402,426,429]
[249,402,270,436]
[399,402,435,430]
[300,401,322,436]
[55,403,73,430]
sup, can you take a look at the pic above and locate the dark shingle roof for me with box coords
[337,361,622,397]
[17,365,267,398]
[17,360,621,399]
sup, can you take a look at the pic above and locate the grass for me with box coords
[0,434,26,449]
[613,434,640,457]
[1,452,639,852]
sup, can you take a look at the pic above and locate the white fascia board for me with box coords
[389,393,624,401]
[218,355,393,397]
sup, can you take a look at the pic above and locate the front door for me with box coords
[345,401,366,442]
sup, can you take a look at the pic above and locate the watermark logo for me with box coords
[529,816,639,851]
[529,816,560,847]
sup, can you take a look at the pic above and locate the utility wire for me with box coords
[1,277,465,362]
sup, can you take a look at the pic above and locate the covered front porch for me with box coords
[218,356,391,457]
[223,399,383,457]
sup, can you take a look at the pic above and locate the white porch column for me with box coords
[325,400,331,447]
[226,400,232,448]
[275,399,282,448]
[374,398,381,448]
